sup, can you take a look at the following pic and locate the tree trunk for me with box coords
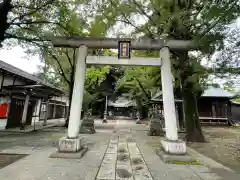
[177,51,205,142]
[0,0,13,46]
[135,97,143,119]
[182,88,205,142]
[64,73,74,127]
[99,101,104,119]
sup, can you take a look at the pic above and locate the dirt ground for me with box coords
[188,127,240,173]
[142,119,240,172]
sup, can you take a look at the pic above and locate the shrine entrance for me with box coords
[48,36,195,155]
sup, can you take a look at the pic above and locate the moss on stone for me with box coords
[167,160,201,165]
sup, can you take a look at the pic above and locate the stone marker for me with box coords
[136,111,142,124]
[147,113,164,136]
[79,110,96,134]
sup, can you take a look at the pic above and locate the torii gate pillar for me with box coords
[57,45,87,153]
[160,47,186,154]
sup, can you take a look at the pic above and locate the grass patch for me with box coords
[167,160,201,165]
[47,135,62,140]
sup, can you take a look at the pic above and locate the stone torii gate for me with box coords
[48,36,196,157]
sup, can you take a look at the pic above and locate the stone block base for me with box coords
[58,136,84,152]
[79,127,96,134]
[156,148,199,164]
[161,139,186,155]
[50,146,88,159]
[147,127,164,136]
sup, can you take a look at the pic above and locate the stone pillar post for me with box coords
[67,45,87,138]
[20,93,30,130]
[102,96,108,123]
[53,97,57,119]
[32,99,41,125]
[57,46,87,153]
[43,99,49,126]
[160,47,186,154]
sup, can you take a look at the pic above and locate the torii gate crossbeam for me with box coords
[47,36,196,51]
[86,56,162,66]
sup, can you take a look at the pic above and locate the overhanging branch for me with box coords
[4,33,46,43]
[64,48,73,68]
[10,0,55,23]
[47,52,71,85]
[134,77,151,101]
[131,0,158,28]
[108,0,155,39]
[198,0,239,42]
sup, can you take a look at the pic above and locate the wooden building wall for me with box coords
[198,97,230,125]
[230,103,240,123]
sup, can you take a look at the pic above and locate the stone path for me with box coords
[96,121,240,180]
[0,120,239,180]
[96,129,152,180]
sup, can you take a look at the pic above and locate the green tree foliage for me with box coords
[1,0,58,46]
[98,0,240,141]
[21,0,116,124]
[116,66,160,117]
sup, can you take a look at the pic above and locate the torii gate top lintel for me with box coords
[47,36,197,51]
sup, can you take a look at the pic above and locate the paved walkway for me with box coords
[0,120,239,180]
[0,119,65,133]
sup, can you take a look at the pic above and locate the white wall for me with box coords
[14,78,26,85]
[50,96,69,106]
[2,75,14,86]
[31,99,41,125]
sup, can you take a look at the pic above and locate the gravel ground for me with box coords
[188,127,240,173]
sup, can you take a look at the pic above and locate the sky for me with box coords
[0,46,42,74]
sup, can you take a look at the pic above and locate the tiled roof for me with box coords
[151,87,234,100]
[0,59,65,94]
[201,87,234,98]
[108,97,136,107]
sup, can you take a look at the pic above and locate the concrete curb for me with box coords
[49,146,88,159]
[187,146,235,172]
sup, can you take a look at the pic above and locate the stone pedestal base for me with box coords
[161,139,186,155]
[58,136,84,152]
[79,118,96,134]
[50,137,87,159]
[156,148,198,164]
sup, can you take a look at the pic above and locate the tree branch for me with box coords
[131,0,159,28]
[11,20,56,26]
[4,33,46,42]
[134,77,151,101]
[47,52,71,85]
[198,0,239,42]
[10,0,55,23]
[64,48,73,68]
[73,48,76,65]
[108,0,155,39]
